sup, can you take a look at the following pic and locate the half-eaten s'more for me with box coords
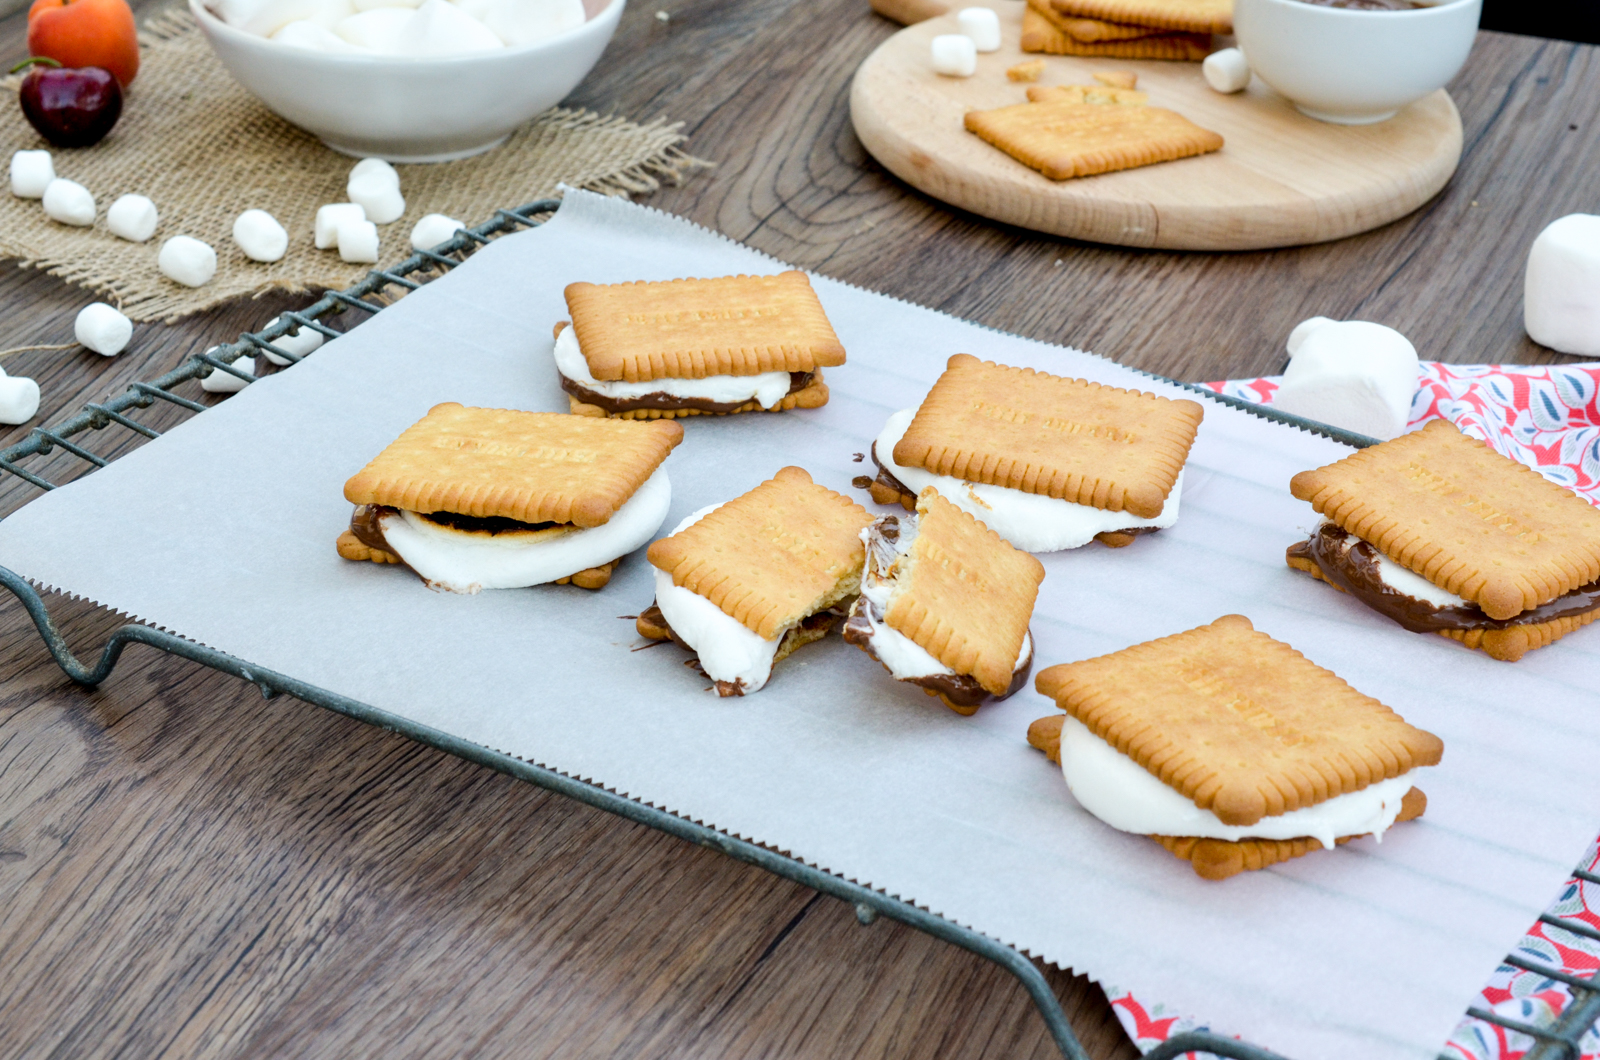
[554,272,845,419]
[1029,615,1443,880]
[338,403,682,592]
[845,488,1044,714]
[867,354,1203,551]
[1287,419,1600,661]
[637,466,873,695]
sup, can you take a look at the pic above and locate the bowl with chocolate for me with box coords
[1233,0,1481,124]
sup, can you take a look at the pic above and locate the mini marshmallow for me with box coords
[1525,214,1600,357]
[42,179,95,226]
[338,218,380,263]
[272,19,369,50]
[0,375,41,425]
[212,0,268,26]
[334,7,412,50]
[1272,318,1420,441]
[347,170,405,224]
[956,7,1001,51]
[315,202,366,249]
[1203,47,1251,93]
[482,0,585,46]
[246,0,353,35]
[106,194,159,242]
[410,212,465,250]
[74,303,133,356]
[259,315,325,365]
[10,150,54,198]
[159,236,218,288]
[931,34,976,77]
[349,157,399,189]
[233,208,289,263]
[201,350,256,394]
[394,0,504,55]
[452,0,493,19]
[352,0,423,10]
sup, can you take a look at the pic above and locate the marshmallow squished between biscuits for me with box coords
[931,33,977,76]
[1525,214,1600,357]
[1271,318,1419,441]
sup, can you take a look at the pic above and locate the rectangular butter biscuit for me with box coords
[646,466,874,640]
[892,354,1203,518]
[1026,0,1166,39]
[1034,614,1444,827]
[966,93,1222,180]
[343,402,682,528]
[1050,0,1232,34]
[1290,419,1600,621]
[564,272,846,384]
[1026,83,1149,105]
[1021,8,1211,59]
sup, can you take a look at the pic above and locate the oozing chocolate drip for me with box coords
[842,595,1034,707]
[636,602,847,697]
[561,371,814,415]
[1289,523,1600,633]
[417,510,562,535]
[350,504,404,561]
[866,441,1159,544]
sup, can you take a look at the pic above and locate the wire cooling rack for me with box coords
[0,198,1596,1060]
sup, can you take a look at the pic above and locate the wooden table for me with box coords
[0,2,1596,1056]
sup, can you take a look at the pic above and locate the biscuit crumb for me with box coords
[1007,59,1047,82]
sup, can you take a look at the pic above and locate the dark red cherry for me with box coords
[13,57,122,148]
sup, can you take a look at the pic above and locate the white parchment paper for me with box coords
[3,190,1598,1060]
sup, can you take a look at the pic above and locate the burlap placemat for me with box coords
[0,10,705,321]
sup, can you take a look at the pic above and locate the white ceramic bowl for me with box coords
[1233,0,1480,124]
[191,0,624,161]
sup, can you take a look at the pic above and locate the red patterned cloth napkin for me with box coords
[1108,362,1600,1059]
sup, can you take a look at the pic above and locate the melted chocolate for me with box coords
[349,504,403,560]
[561,371,814,415]
[1289,523,1600,632]
[843,596,1033,707]
[867,441,1159,544]
[418,510,562,535]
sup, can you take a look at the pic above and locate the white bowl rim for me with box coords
[1244,0,1478,17]
[189,0,624,67]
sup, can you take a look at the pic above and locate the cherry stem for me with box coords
[9,57,63,75]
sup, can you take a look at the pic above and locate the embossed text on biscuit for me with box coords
[1402,460,1543,542]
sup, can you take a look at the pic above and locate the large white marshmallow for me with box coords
[159,236,218,288]
[201,350,257,393]
[1525,214,1600,357]
[1272,318,1419,440]
[451,0,493,20]
[410,212,464,250]
[0,375,41,425]
[931,33,976,76]
[481,0,584,46]
[349,157,399,189]
[233,209,289,262]
[1203,47,1251,93]
[10,150,54,198]
[74,303,132,356]
[353,0,423,10]
[246,0,353,35]
[395,0,504,55]
[334,7,412,50]
[259,314,325,365]
[347,170,405,224]
[106,194,158,242]
[315,202,366,249]
[956,7,1000,51]
[272,19,369,50]
[42,179,95,226]
[338,218,380,262]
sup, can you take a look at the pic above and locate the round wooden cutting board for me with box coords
[849,2,1463,250]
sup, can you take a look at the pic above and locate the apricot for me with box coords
[27,0,139,88]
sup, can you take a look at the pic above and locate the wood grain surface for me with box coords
[0,0,1597,1057]
[852,3,1464,250]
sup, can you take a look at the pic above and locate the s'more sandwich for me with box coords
[845,488,1044,714]
[1029,615,1443,880]
[338,403,682,593]
[637,467,874,695]
[553,272,845,419]
[1286,419,1600,661]
[867,354,1203,551]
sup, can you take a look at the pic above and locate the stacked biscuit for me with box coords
[1020,0,1228,61]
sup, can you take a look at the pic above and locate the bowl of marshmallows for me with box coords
[191,0,622,161]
